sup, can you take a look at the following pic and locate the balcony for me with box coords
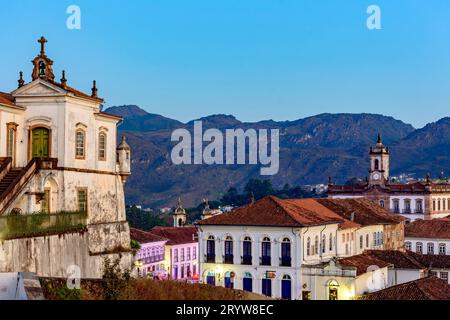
[260,256,271,266]
[223,254,234,264]
[142,254,164,265]
[402,209,412,214]
[280,256,292,267]
[205,253,216,263]
[0,211,87,240]
[241,255,252,265]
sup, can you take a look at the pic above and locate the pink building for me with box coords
[151,227,199,281]
[130,228,168,279]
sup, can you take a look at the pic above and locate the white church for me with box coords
[0,37,133,278]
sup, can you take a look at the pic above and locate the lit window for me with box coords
[76,130,86,159]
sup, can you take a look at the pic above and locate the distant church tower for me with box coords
[201,199,213,220]
[368,134,390,186]
[173,198,187,227]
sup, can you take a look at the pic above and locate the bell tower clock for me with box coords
[369,134,390,186]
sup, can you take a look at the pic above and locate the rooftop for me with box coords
[361,276,450,300]
[405,219,450,239]
[362,250,450,270]
[150,227,197,246]
[129,228,168,244]
[317,198,405,225]
[197,196,351,228]
[338,254,392,276]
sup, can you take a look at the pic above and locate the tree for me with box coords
[244,179,274,200]
[101,257,132,300]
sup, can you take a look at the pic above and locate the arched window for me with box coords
[329,233,333,251]
[405,241,411,251]
[242,236,252,265]
[98,131,107,161]
[374,159,379,170]
[281,238,291,266]
[261,237,271,266]
[427,243,434,255]
[360,235,363,249]
[75,129,86,159]
[379,200,385,208]
[206,235,215,263]
[224,236,233,264]
[439,243,446,255]
[306,237,311,256]
[314,236,319,255]
[416,242,423,254]
[321,234,326,254]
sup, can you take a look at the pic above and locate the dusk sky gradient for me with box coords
[1,0,450,128]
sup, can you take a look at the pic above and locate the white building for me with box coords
[405,219,450,255]
[329,135,450,220]
[196,196,404,300]
[0,37,133,278]
[151,226,199,281]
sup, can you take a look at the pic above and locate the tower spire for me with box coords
[91,80,98,98]
[18,71,24,88]
[377,133,382,144]
[60,70,67,87]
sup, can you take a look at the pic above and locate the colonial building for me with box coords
[328,135,450,220]
[196,196,404,300]
[0,37,133,278]
[404,219,450,255]
[130,228,168,279]
[151,226,199,281]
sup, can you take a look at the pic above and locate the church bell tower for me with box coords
[31,36,55,81]
[173,198,187,227]
[368,134,390,186]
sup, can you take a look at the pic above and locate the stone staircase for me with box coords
[0,168,25,197]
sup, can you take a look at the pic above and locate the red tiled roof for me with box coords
[130,227,168,244]
[361,276,450,300]
[50,81,104,103]
[317,198,405,226]
[338,254,392,276]
[405,219,450,239]
[150,227,197,246]
[197,196,354,228]
[363,250,425,269]
[0,92,18,107]
[409,252,450,270]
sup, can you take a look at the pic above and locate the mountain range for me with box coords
[105,105,450,208]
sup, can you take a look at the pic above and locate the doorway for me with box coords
[31,127,50,158]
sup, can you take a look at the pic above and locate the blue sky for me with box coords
[1,0,450,128]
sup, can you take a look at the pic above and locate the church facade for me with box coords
[328,135,450,220]
[0,37,133,278]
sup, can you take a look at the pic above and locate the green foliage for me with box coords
[101,257,132,300]
[0,211,87,240]
[40,278,81,300]
[126,206,169,231]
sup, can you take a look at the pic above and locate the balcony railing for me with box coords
[241,255,252,265]
[223,254,234,264]
[260,256,271,266]
[0,211,87,240]
[280,256,292,267]
[142,254,165,264]
[205,253,216,263]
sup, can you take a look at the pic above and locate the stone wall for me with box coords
[0,225,133,279]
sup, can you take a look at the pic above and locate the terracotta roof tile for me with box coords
[317,198,405,225]
[405,219,450,239]
[409,252,450,270]
[0,92,17,107]
[361,276,450,300]
[197,196,352,228]
[363,250,425,269]
[51,81,104,103]
[130,228,168,244]
[150,227,197,246]
[338,254,392,276]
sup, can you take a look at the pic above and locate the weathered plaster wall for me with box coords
[0,227,133,279]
